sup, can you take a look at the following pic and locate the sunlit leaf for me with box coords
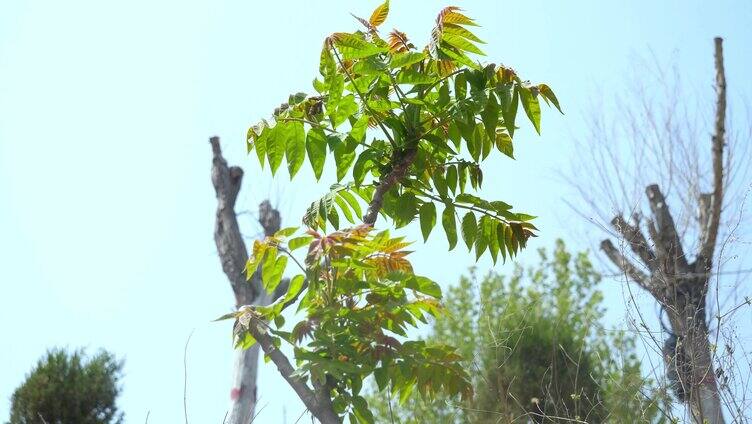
[305,128,327,180]
[442,204,457,250]
[368,0,389,27]
[419,202,436,242]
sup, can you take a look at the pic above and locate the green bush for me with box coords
[368,240,669,423]
[8,348,124,424]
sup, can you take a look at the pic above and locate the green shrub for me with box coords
[9,348,124,424]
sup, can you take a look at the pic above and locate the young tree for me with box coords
[8,348,124,424]
[368,240,668,423]
[570,38,750,423]
[216,2,561,423]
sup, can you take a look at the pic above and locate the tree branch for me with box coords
[610,215,657,272]
[362,148,417,225]
[696,37,726,272]
[600,239,654,294]
[645,184,690,273]
[211,136,260,306]
[247,320,339,424]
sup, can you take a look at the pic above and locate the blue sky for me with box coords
[1,1,750,422]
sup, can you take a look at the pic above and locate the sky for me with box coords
[1,0,751,422]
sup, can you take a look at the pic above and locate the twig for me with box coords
[183,329,194,424]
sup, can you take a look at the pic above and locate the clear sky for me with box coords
[1,1,750,422]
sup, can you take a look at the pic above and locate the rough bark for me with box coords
[210,136,287,424]
[600,39,727,424]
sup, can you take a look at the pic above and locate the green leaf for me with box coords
[332,33,388,60]
[455,72,467,100]
[338,190,363,221]
[519,86,541,134]
[332,95,358,128]
[495,130,514,159]
[390,192,419,228]
[538,83,563,113]
[275,227,297,237]
[442,33,485,56]
[334,138,357,182]
[461,212,477,251]
[445,165,458,194]
[374,367,389,391]
[350,114,369,142]
[496,223,507,263]
[407,276,442,298]
[475,217,488,260]
[442,204,457,250]
[481,92,500,139]
[352,57,387,75]
[266,124,286,175]
[485,218,499,263]
[396,69,437,85]
[419,202,436,242]
[285,122,305,178]
[288,236,313,251]
[319,42,336,78]
[438,47,479,70]
[502,85,519,137]
[213,311,239,322]
[369,0,389,27]
[469,124,484,162]
[305,128,327,180]
[390,51,426,69]
[250,125,269,169]
[334,195,355,223]
[353,396,375,424]
[443,23,485,43]
[353,150,376,186]
[432,168,448,198]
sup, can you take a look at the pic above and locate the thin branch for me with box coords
[600,239,653,294]
[183,329,194,424]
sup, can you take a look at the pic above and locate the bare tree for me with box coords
[571,38,752,424]
[210,137,289,424]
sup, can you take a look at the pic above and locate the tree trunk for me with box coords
[210,137,286,423]
[599,38,727,424]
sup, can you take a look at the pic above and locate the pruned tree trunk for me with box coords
[600,38,727,424]
[210,137,288,424]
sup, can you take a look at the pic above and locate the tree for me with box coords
[368,240,668,423]
[216,2,561,423]
[8,348,124,424]
[570,38,750,423]
[210,137,289,423]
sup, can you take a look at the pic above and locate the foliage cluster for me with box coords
[368,241,668,423]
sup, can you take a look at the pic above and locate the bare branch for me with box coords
[610,215,658,271]
[211,136,259,306]
[696,37,727,272]
[646,184,690,272]
[600,239,653,294]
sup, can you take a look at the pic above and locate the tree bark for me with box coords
[600,39,727,424]
[210,137,287,424]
